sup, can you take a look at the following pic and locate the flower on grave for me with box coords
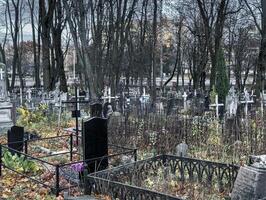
[71,162,84,172]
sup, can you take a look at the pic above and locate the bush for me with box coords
[17,104,48,127]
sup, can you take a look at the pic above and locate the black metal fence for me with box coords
[0,134,137,196]
[87,155,239,200]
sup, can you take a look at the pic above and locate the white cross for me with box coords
[261,92,264,116]
[240,99,254,117]
[27,89,32,100]
[0,68,4,80]
[209,95,224,119]
[182,92,188,110]
[102,87,119,103]
[20,88,23,105]
[108,87,111,103]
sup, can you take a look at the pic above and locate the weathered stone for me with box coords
[176,142,188,157]
[250,155,266,169]
[231,165,266,200]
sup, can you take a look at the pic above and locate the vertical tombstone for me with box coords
[7,126,24,154]
[82,103,108,173]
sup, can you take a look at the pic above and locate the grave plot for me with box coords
[0,134,137,197]
[87,155,239,200]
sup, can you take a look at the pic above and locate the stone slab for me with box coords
[231,165,266,200]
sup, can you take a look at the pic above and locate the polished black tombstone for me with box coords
[7,126,24,154]
[82,118,108,173]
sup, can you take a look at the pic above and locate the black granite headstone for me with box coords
[7,126,24,154]
[82,117,108,173]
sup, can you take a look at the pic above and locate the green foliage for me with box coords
[2,150,40,174]
[17,104,48,127]
[215,48,229,104]
[210,85,217,104]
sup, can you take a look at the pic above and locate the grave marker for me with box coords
[7,126,24,154]
[182,92,188,110]
[176,142,188,157]
[82,104,108,173]
[240,89,254,118]
[209,95,224,119]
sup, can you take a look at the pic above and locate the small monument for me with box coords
[7,126,24,155]
[226,86,238,118]
[231,155,266,200]
[0,62,7,99]
[176,142,188,157]
[82,103,108,173]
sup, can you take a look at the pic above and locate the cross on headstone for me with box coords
[209,95,224,119]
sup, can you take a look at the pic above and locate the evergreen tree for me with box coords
[216,48,229,104]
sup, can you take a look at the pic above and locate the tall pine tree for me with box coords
[216,48,229,104]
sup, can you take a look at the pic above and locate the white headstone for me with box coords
[176,142,188,157]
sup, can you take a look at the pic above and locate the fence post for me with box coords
[70,134,73,161]
[24,140,28,155]
[55,165,60,196]
[12,102,16,124]
[134,149,137,162]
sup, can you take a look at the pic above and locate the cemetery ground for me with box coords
[0,104,265,199]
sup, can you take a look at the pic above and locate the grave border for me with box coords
[86,154,239,200]
[0,134,137,196]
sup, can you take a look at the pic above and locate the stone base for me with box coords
[231,165,266,200]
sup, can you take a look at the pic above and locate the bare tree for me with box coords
[39,0,55,91]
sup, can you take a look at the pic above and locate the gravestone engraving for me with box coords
[7,126,24,154]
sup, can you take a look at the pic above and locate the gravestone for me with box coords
[226,86,238,118]
[83,103,108,173]
[176,142,188,157]
[231,164,266,200]
[0,101,14,132]
[7,126,24,154]
[0,62,7,99]
[103,102,113,119]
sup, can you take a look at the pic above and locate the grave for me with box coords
[86,155,239,199]
[176,142,188,157]
[0,101,14,132]
[82,103,108,173]
[231,155,266,200]
[226,86,238,118]
[7,126,24,154]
